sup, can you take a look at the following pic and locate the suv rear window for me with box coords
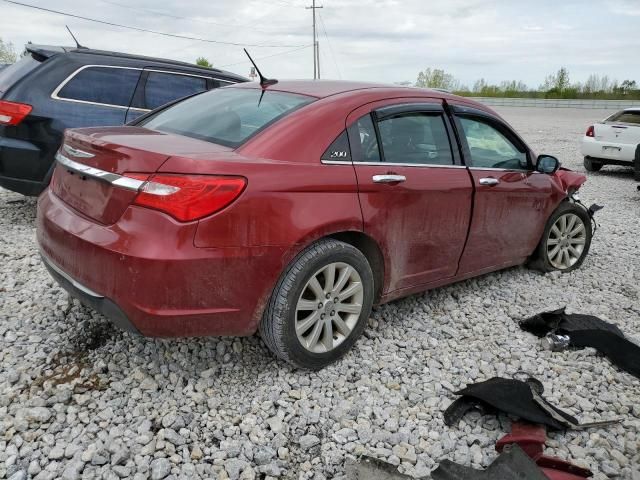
[140,87,314,148]
[606,110,640,125]
[0,55,41,95]
[56,66,141,108]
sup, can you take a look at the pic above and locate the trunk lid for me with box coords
[595,122,640,145]
[52,126,233,224]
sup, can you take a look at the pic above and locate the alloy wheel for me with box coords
[295,262,364,353]
[547,213,587,270]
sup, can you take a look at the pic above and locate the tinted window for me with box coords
[458,117,527,169]
[378,114,453,165]
[606,110,640,125]
[353,114,381,162]
[141,87,313,148]
[322,131,351,161]
[57,67,141,107]
[0,55,40,94]
[144,72,207,110]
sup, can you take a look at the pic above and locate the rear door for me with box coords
[449,104,552,274]
[126,69,209,123]
[348,99,473,293]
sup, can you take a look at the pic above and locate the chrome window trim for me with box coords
[321,160,352,165]
[51,64,143,110]
[40,251,104,298]
[51,64,231,111]
[356,161,467,169]
[55,152,145,192]
[468,166,530,173]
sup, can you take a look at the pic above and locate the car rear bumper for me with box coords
[0,135,52,195]
[580,137,636,163]
[36,188,287,337]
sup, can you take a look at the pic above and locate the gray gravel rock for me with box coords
[1,107,639,479]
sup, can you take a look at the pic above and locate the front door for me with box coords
[450,104,552,274]
[348,100,473,293]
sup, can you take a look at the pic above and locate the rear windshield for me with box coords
[605,110,640,125]
[140,87,314,148]
[0,55,41,95]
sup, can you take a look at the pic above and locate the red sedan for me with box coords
[37,81,592,369]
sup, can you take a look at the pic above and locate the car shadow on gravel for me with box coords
[0,196,37,227]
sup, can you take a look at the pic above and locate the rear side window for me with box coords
[321,131,351,161]
[56,66,141,108]
[606,110,640,125]
[144,71,207,110]
[141,87,314,148]
[352,114,381,162]
[377,114,453,165]
[0,55,41,94]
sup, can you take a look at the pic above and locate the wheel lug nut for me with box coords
[318,303,323,309]
[321,314,325,319]
[334,297,339,303]
[326,293,331,299]
[331,310,335,316]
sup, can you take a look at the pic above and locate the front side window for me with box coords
[144,72,207,110]
[57,66,141,107]
[377,114,453,165]
[458,116,528,169]
[141,87,314,148]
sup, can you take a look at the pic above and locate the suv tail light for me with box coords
[0,100,33,126]
[585,125,595,137]
[127,173,246,222]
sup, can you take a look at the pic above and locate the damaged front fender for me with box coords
[554,168,587,195]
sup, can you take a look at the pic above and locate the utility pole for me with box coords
[306,0,323,79]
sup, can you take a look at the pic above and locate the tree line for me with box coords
[414,67,640,100]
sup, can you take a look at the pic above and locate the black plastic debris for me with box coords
[431,444,549,480]
[521,307,640,379]
[444,377,619,430]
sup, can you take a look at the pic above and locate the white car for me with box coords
[580,108,640,179]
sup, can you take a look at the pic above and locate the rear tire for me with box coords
[529,202,592,273]
[634,145,640,182]
[583,157,603,172]
[260,239,374,370]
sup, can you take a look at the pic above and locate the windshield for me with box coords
[140,87,314,148]
[0,55,41,95]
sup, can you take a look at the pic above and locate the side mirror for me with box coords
[536,155,560,174]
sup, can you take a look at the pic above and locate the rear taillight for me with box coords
[127,174,247,222]
[585,125,595,137]
[0,100,33,126]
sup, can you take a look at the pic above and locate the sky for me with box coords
[1,0,639,88]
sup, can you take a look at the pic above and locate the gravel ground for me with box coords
[1,106,639,480]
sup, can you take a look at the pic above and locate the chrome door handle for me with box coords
[479,177,500,186]
[372,174,406,184]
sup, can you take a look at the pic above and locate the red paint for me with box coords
[36,81,588,337]
[496,422,592,479]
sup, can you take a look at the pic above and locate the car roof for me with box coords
[25,44,248,82]
[230,79,489,109]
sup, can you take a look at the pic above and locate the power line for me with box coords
[219,44,312,68]
[2,0,306,48]
[98,0,297,35]
[318,11,341,79]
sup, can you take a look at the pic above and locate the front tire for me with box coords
[530,202,592,273]
[634,145,640,182]
[583,157,603,172]
[260,239,374,370]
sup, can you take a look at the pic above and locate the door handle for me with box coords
[479,177,500,186]
[373,174,406,184]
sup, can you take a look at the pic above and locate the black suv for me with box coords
[0,45,248,195]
